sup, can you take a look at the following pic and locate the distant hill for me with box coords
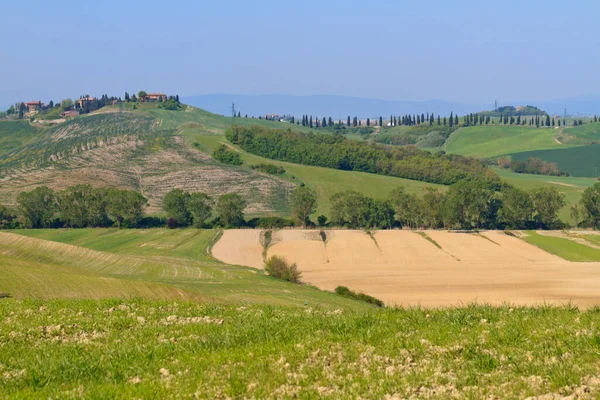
[182,94,482,119]
[479,105,547,117]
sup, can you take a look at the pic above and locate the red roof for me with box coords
[24,101,42,105]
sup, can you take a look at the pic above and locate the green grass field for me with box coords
[510,145,600,178]
[521,231,600,262]
[562,121,600,142]
[3,299,600,398]
[444,125,572,158]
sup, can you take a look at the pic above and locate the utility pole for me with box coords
[231,102,237,119]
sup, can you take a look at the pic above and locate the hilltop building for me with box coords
[265,114,280,121]
[77,96,96,108]
[145,93,167,102]
[24,101,43,112]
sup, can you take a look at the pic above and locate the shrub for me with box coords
[264,256,302,283]
[317,215,328,227]
[335,286,384,307]
[213,144,242,166]
[166,217,177,229]
[251,163,285,175]
[247,217,295,229]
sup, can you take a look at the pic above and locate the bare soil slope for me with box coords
[213,229,600,308]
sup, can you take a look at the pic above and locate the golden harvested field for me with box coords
[213,229,600,308]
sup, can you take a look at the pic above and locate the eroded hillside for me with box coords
[0,108,294,214]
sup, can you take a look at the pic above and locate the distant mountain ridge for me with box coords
[182,94,483,119]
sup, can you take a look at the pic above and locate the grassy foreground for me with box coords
[3,299,600,398]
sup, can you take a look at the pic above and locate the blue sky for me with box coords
[1,0,599,106]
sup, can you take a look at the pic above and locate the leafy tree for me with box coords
[137,91,147,101]
[330,191,368,228]
[498,186,533,229]
[163,189,191,226]
[186,192,213,228]
[575,182,600,228]
[443,180,501,229]
[388,187,422,228]
[0,205,18,229]
[216,193,246,227]
[529,187,565,229]
[106,189,147,228]
[57,185,109,228]
[291,186,317,227]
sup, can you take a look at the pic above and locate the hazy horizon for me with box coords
[2,0,600,108]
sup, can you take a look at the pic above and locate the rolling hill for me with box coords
[444,125,570,158]
[0,103,446,218]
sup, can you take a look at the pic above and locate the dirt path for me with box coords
[213,229,600,308]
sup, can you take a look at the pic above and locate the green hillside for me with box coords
[561,121,600,143]
[1,229,364,309]
[189,134,441,216]
[0,104,441,218]
[510,145,600,178]
[444,125,570,158]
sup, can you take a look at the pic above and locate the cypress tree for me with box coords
[379,116,383,127]
[367,118,370,126]
[347,116,351,126]
[449,112,454,128]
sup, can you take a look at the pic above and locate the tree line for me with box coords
[4,180,600,230]
[291,181,568,230]
[225,125,494,185]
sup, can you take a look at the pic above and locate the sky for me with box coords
[1,0,600,107]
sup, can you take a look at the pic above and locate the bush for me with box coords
[246,217,295,229]
[264,256,302,283]
[166,218,177,229]
[213,144,242,166]
[317,215,328,227]
[251,163,285,175]
[335,286,384,307]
